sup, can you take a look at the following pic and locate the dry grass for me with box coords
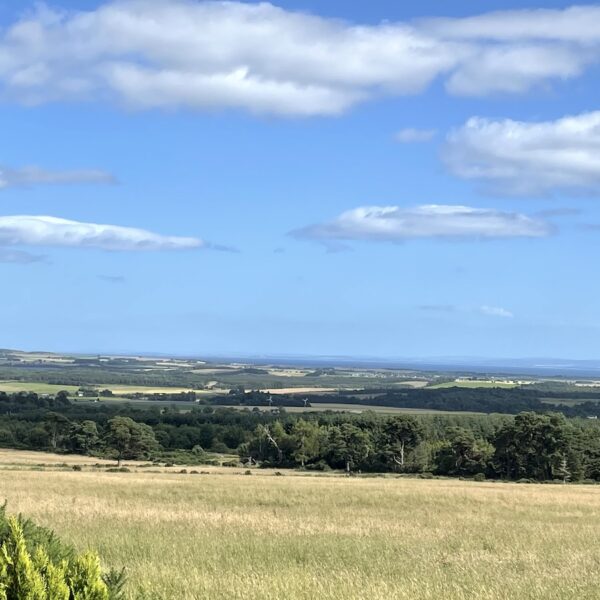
[1,452,600,599]
[0,448,117,467]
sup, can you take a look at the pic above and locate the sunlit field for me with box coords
[1,451,600,599]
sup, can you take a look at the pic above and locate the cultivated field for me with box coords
[0,380,80,394]
[428,380,520,389]
[226,403,483,415]
[1,451,600,599]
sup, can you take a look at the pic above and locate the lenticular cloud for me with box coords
[291,205,552,242]
[0,216,203,251]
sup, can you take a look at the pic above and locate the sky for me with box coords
[0,0,599,360]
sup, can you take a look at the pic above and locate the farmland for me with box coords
[2,450,600,599]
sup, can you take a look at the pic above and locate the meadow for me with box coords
[428,380,520,389]
[1,451,600,599]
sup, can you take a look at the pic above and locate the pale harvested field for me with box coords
[102,385,209,395]
[2,453,600,599]
[266,369,309,377]
[396,380,429,388]
[0,449,117,467]
[0,380,80,394]
[0,381,224,396]
[228,403,481,415]
[261,387,338,394]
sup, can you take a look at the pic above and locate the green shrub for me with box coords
[0,504,126,600]
[304,461,331,472]
[473,473,486,482]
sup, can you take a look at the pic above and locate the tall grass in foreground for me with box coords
[1,468,600,599]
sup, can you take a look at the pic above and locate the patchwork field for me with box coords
[1,451,600,599]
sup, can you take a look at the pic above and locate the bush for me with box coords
[304,461,331,472]
[473,473,486,482]
[0,504,126,599]
[72,465,82,472]
[106,467,130,473]
[210,441,230,454]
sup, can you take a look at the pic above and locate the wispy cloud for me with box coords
[0,248,46,264]
[443,111,600,196]
[419,304,515,318]
[395,128,437,143]
[291,205,552,244]
[0,166,115,189]
[479,305,514,318]
[0,3,599,116]
[204,242,241,253]
[0,216,204,251]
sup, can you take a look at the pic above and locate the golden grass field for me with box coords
[1,450,600,599]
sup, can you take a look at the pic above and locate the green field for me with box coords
[428,380,519,389]
[2,450,600,599]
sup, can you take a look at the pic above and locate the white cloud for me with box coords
[395,128,437,143]
[423,6,600,42]
[0,215,203,251]
[0,166,115,189]
[291,204,552,243]
[445,45,588,96]
[0,2,599,115]
[479,305,514,318]
[444,111,600,196]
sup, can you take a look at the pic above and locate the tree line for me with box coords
[1,391,599,481]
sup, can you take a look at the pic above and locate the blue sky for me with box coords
[0,0,599,359]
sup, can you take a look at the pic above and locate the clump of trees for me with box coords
[103,417,159,466]
[238,412,600,482]
[1,391,600,482]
